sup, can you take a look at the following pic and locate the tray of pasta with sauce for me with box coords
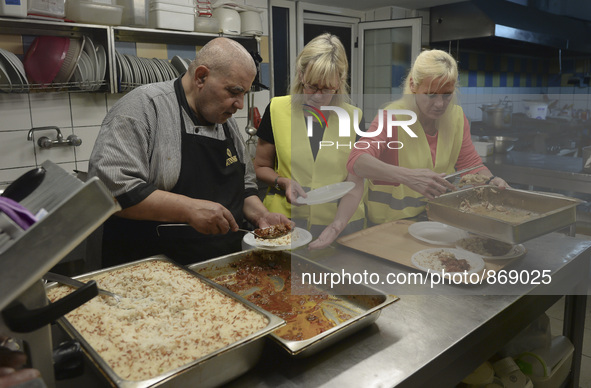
[45,256,284,388]
[188,249,398,357]
[426,186,581,244]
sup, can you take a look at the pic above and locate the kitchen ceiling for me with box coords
[287,0,465,12]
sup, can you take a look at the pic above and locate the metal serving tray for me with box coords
[426,186,582,244]
[188,250,398,358]
[47,255,284,388]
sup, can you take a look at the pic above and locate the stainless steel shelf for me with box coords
[0,18,258,94]
[0,17,109,38]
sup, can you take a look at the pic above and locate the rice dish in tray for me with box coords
[46,260,269,381]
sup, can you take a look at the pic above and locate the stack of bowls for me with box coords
[23,36,70,85]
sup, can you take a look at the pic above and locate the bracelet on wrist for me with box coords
[274,176,281,190]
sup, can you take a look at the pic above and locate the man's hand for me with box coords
[255,212,292,229]
[0,342,41,388]
[187,200,239,234]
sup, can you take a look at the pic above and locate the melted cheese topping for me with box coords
[47,260,268,381]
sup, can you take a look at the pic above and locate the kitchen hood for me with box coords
[430,0,591,56]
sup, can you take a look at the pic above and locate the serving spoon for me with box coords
[156,223,292,239]
[44,272,122,303]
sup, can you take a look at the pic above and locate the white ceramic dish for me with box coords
[154,59,170,81]
[296,182,356,205]
[242,227,312,251]
[120,53,133,90]
[80,51,94,90]
[171,55,189,74]
[455,236,527,260]
[95,44,107,87]
[149,59,163,82]
[0,49,24,92]
[0,60,12,92]
[82,36,98,90]
[3,49,26,80]
[411,247,485,274]
[408,221,469,246]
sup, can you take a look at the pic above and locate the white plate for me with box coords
[455,236,527,260]
[408,221,469,246]
[242,227,312,251]
[296,182,356,205]
[0,59,12,92]
[171,55,188,74]
[1,49,27,90]
[82,36,98,90]
[95,44,107,88]
[411,248,485,274]
[0,49,23,92]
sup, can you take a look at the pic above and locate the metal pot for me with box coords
[492,136,517,153]
[480,104,513,129]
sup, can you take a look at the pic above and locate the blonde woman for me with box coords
[254,33,365,248]
[347,49,508,225]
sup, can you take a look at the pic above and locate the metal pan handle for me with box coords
[1,280,98,333]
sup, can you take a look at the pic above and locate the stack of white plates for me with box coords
[0,48,29,93]
[72,36,107,91]
[115,51,182,92]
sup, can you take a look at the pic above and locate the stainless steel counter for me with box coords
[55,232,591,388]
[484,151,591,195]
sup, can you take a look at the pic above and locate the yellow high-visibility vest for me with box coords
[366,99,464,224]
[263,95,365,234]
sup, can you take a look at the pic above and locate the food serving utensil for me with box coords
[443,164,484,182]
[44,272,122,302]
[238,227,292,239]
[155,223,291,239]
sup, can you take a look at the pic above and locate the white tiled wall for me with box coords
[0,88,269,189]
[0,0,269,189]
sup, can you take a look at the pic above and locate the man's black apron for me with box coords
[102,77,245,266]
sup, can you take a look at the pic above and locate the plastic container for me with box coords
[149,0,192,6]
[27,0,64,18]
[195,15,219,33]
[212,7,240,35]
[474,141,494,157]
[523,100,548,120]
[66,0,123,25]
[23,35,69,84]
[240,10,262,35]
[0,0,28,18]
[516,336,574,378]
[461,361,494,387]
[493,357,530,388]
[529,349,573,388]
[117,0,147,26]
[149,2,194,31]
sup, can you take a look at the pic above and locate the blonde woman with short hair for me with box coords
[254,33,365,249]
[347,49,508,225]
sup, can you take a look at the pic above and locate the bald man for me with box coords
[89,38,290,266]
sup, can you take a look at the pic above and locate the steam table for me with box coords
[56,233,591,387]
